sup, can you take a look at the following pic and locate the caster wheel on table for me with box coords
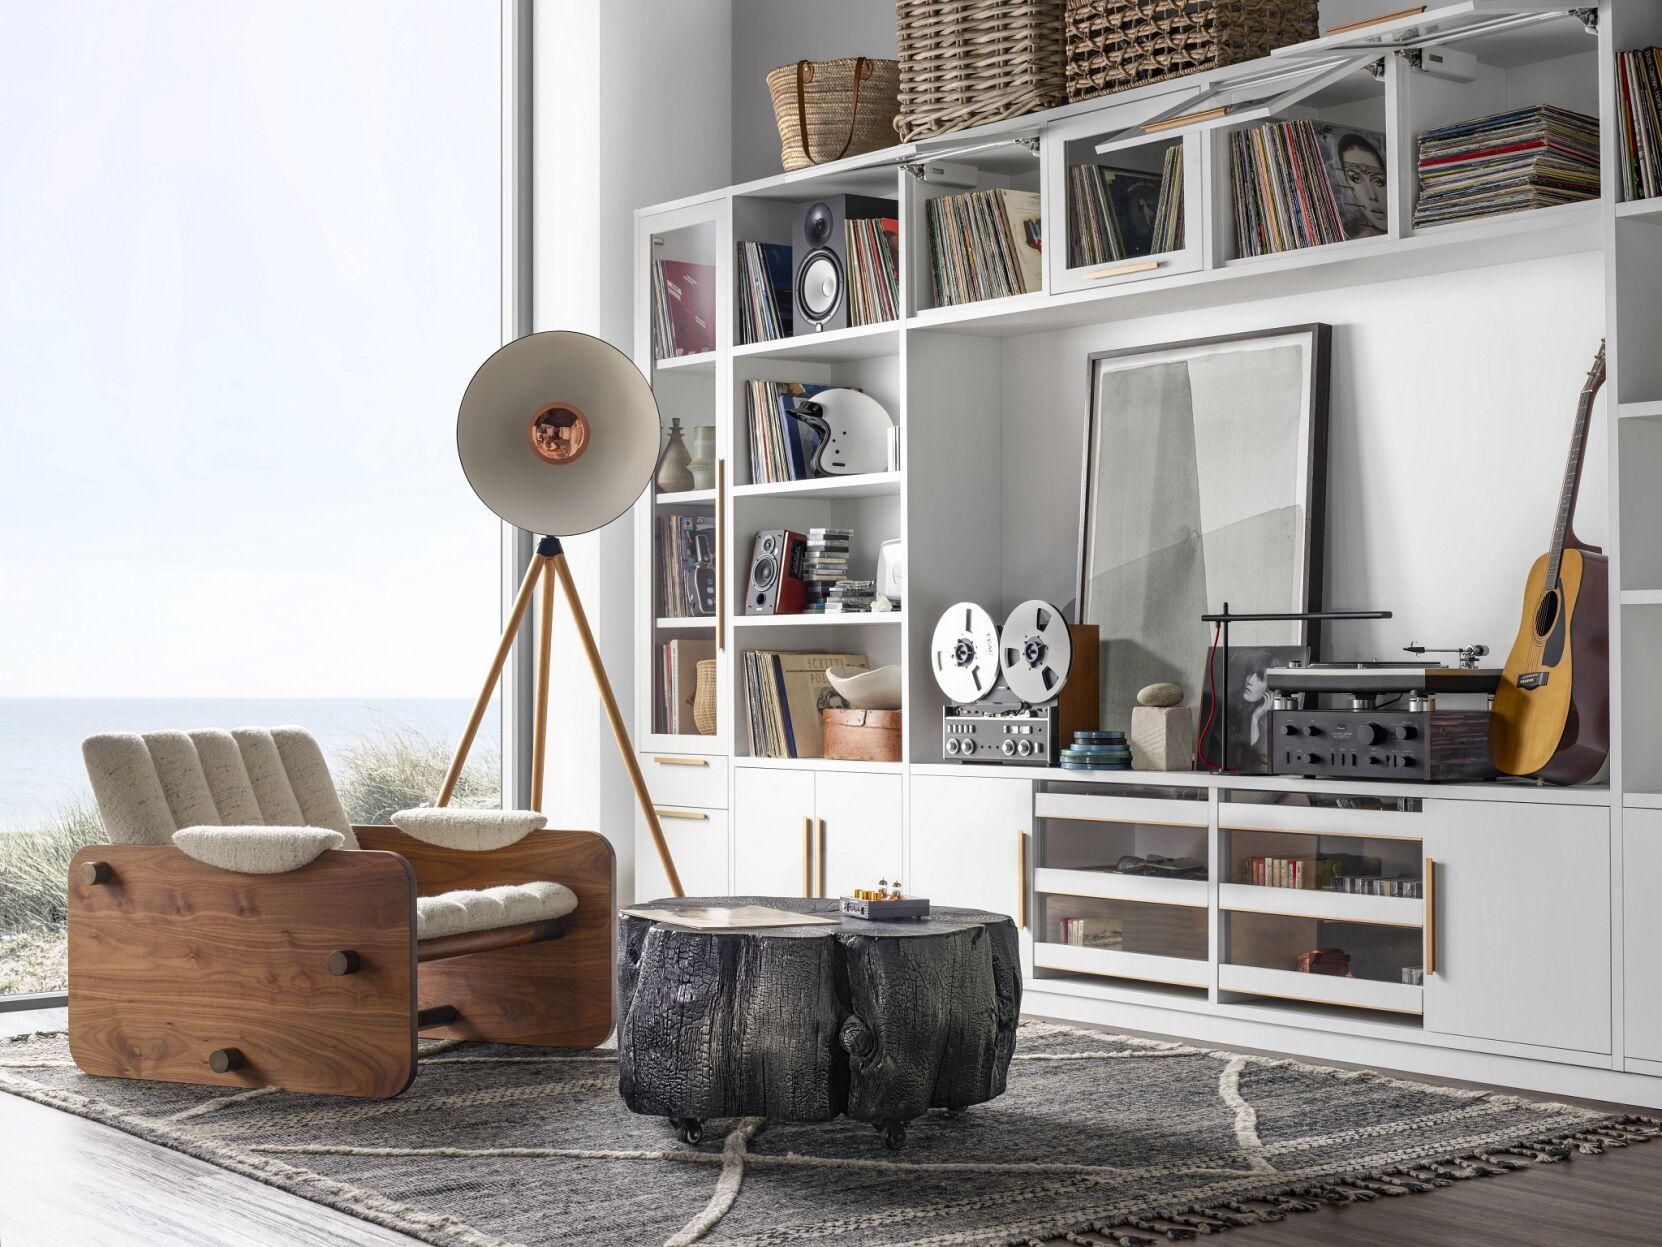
[878,1122,906,1150]
[670,1117,704,1145]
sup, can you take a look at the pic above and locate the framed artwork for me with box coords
[1197,643,1311,774]
[1076,325,1331,733]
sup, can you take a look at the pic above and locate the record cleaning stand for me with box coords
[438,534,683,897]
[1200,605,1392,774]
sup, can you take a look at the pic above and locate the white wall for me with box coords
[534,0,731,889]
[999,251,1608,680]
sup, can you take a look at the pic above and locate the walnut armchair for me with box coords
[69,727,614,1099]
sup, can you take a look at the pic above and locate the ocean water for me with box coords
[0,698,496,829]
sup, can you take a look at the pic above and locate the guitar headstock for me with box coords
[1587,340,1607,389]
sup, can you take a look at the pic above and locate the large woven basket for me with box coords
[895,0,1067,143]
[767,57,901,172]
[1065,0,1318,101]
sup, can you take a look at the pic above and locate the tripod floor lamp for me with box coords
[441,330,683,897]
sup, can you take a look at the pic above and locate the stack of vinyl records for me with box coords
[801,528,851,612]
[736,242,792,344]
[656,513,714,617]
[1230,120,1389,256]
[1067,147,1185,268]
[1061,730,1131,771]
[1414,104,1599,228]
[845,217,900,326]
[926,187,1043,306]
[1617,47,1662,201]
[744,650,869,758]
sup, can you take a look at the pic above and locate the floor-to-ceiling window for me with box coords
[0,3,504,999]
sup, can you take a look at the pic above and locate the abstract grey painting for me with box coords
[1076,326,1329,728]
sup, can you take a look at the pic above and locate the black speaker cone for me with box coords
[803,201,834,246]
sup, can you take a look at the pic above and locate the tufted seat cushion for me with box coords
[417,881,578,940]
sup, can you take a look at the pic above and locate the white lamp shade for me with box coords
[456,330,662,536]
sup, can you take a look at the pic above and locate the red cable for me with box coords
[1195,622,1222,771]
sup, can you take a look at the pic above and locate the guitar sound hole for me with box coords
[1533,590,1560,639]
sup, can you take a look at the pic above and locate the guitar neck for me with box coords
[1545,347,1606,588]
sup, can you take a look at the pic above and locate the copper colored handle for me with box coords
[1424,856,1437,976]
[1018,830,1029,929]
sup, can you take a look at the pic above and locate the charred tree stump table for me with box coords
[617,897,1021,1148]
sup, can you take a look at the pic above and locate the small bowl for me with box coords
[826,664,902,711]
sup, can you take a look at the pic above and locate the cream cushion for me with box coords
[173,827,345,874]
[417,881,578,940]
[392,807,547,852]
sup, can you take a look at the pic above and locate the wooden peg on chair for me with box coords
[78,860,113,886]
[208,1047,245,1073]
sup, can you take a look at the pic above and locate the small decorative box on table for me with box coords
[617,896,1020,1149]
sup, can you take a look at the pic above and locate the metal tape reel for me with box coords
[999,598,1073,705]
[930,602,1001,705]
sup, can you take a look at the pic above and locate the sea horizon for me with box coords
[0,696,496,829]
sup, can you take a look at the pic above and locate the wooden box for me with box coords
[822,708,902,762]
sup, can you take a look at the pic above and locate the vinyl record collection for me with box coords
[736,241,792,344]
[744,379,836,483]
[1230,120,1388,256]
[1615,47,1662,202]
[743,649,869,758]
[1414,105,1599,227]
[650,260,715,358]
[1067,147,1184,268]
[656,513,715,617]
[926,187,1043,306]
[845,217,900,326]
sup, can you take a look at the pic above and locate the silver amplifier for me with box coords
[942,702,1059,766]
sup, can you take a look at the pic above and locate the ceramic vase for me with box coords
[656,418,694,493]
[687,426,716,490]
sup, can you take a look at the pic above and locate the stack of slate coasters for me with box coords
[1060,730,1132,770]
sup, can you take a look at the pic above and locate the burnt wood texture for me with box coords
[617,897,1020,1133]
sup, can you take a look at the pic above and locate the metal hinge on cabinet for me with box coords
[1570,7,1597,34]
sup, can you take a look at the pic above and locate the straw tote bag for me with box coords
[766,56,901,172]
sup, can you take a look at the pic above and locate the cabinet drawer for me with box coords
[1219,788,1425,840]
[1220,963,1422,1015]
[640,752,727,809]
[1035,785,1209,828]
[636,806,730,903]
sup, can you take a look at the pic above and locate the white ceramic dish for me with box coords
[826,664,902,711]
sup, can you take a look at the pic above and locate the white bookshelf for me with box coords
[630,0,1662,1107]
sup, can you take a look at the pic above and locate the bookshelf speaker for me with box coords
[792,194,895,335]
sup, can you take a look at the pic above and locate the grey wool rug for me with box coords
[2,1022,1655,1247]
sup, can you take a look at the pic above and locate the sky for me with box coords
[0,2,503,698]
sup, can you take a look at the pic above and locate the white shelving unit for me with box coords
[630,0,1662,1107]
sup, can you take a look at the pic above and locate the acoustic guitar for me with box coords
[1490,343,1609,784]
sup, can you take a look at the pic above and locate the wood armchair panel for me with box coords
[67,846,418,1098]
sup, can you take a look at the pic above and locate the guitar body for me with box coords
[1490,544,1609,783]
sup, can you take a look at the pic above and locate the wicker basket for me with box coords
[766,57,901,172]
[895,0,1067,142]
[692,659,718,736]
[1065,0,1318,102]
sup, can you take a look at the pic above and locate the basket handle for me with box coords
[795,57,872,167]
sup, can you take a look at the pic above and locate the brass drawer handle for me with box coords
[818,818,827,900]
[1424,856,1437,976]
[803,817,813,897]
[1083,259,1161,281]
[1143,106,1226,133]
[1018,830,1028,929]
[654,807,709,821]
[652,756,709,767]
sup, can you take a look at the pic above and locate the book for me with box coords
[1415,104,1599,228]
[742,650,869,758]
[652,260,715,357]
[1231,120,1388,256]
[846,217,900,326]
[736,241,792,344]
[657,637,715,734]
[926,187,1042,306]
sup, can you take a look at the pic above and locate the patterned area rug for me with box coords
[2,1021,1654,1247]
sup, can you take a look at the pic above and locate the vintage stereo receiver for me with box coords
[931,599,1098,766]
[1266,661,1501,783]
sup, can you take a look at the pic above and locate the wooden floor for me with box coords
[3,1007,1659,1246]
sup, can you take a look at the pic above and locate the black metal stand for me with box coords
[1199,605,1393,774]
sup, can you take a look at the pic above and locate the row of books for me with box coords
[736,242,791,345]
[926,187,1043,307]
[744,379,833,484]
[1230,120,1389,257]
[651,260,715,359]
[800,527,851,613]
[1415,104,1599,228]
[1615,48,1662,202]
[1055,916,1123,950]
[1066,148,1184,268]
[657,638,714,735]
[742,649,868,758]
[656,513,714,618]
[846,218,901,326]
[1242,854,1421,898]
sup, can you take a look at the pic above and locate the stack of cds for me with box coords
[801,528,851,613]
[1414,104,1599,228]
[1060,730,1131,771]
[823,579,877,614]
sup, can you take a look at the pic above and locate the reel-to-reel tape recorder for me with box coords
[930,599,1099,766]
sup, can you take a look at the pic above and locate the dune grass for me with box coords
[1,730,500,996]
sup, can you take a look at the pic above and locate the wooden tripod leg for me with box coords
[438,553,545,807]
[548,551,684,897]
[531,557,555,811]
